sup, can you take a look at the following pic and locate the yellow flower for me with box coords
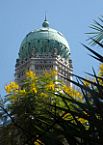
[43,71,50,77]
[40,92,48,98]
[83,80,90,87]
[98,63,103,78]
[43,70,58,78]
[63,85,73,95]
[46,82,55,91]
[34,139,45,145]
[62,113,73,120]
[97,64,103,85]
[32,87,37,93]
[30,83,37,93]
[5,82,19,94]
[98,78,103,86]
[78,117,88,124]
[99,63,103,74]
[26,71,37,79]
[19,89,26,95]
[63,85,82,99]
[50,70,58,77]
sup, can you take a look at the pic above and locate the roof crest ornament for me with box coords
[42,13,49,28]
[45,12,47,21]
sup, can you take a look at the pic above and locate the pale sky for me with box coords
[0,0,103,95]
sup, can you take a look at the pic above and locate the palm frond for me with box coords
[87,16,103,45]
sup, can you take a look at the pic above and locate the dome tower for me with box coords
[15,19,73,85]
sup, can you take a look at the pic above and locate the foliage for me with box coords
[32,17,103,145]
[0,70,82,145]
[87,16,103,45]
[1,16,103,145]
[44,17,103,145]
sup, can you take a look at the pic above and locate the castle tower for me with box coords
[15,19,73,85]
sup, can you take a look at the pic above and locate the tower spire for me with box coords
[45,12,47,21]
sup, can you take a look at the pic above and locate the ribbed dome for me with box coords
[19,20,70,60]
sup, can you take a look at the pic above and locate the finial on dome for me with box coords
[45,12,47,21]
[42,13,49,28]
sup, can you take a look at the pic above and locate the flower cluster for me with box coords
[97,63,103,85]
[83,79,90,87]
[29,83,37,93]
[19,89,26,95]
[26,70,37,80]
[34,139,45,145]
[5,70,83,104]
[40,92,48,98]
[43,70,58,79]
[63,85,82,99]
[5,82,19,94]
[46,81,55,91]
[78,117,88,124]
[99,63,103,76]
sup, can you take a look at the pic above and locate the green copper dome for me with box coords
[19,19,70,60]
